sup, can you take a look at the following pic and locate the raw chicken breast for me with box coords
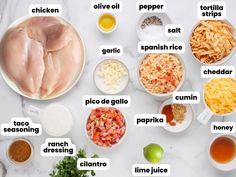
[0,28,44,96]
[0,17,84,98]
[18,17,62,45]
[46,24,72,51]
[19,17,72,51]
[41,28,83,98]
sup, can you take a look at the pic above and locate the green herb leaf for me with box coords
[49,149,98,177]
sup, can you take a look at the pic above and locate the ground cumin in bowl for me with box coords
[7,138,33,165]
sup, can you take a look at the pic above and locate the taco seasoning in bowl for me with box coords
[7,138,33,165]
[138,53,185,100]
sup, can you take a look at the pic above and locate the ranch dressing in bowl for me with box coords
[40,103,73,137]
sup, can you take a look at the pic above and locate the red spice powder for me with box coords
[161,104,176,126]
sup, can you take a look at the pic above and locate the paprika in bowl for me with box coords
[158,99,193,133]
[7,138,33,165]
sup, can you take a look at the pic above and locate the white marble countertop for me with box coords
[0,0,235,177]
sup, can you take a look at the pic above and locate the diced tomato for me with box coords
[93,132,100,141]
[156,66,161,71]
[169,121,176,126]
[115,116,123,126]
[105,121,112,129]
[164,76,171,82]
[96,113,101,118]
[87,107,126,148]
[170,79,176,86]
[151,79,158,84]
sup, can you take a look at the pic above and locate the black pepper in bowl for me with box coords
[141,16,163,29]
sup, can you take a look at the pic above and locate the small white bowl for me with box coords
[208,134,236,171]
[158,99,193,133]
[189,20,236,66]
[7,138,34,166]
[138,53,185,101]
[97,13,117,34]
[136,13,172,41]
[93,59,129,95]
[40,103,73,137]
[85,108,128,150]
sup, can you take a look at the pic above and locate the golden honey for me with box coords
[210,137,236,164]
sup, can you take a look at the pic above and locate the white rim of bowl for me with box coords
[158,98,194,133]
[0,15,86,100]
[97,13,117,34]
[7,138,34,166]
[93,58,130,95]
[138,53,186,97]
[85,108,128,150]
[208,134,236,171]
[189,20,236,66]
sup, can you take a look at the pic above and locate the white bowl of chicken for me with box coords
[0,16,85,100]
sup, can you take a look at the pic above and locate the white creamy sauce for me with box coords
[41,104,73,137]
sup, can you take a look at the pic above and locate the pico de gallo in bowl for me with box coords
[86,107,127,148]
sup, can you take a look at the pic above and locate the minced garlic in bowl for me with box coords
[94,59,129,94]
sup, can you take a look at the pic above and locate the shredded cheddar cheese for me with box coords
[204,78,236,115]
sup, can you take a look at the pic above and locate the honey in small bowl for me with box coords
[210,136,236,164]
[98,13,116,33]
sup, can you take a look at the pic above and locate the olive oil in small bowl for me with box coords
[97,13,117,34]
